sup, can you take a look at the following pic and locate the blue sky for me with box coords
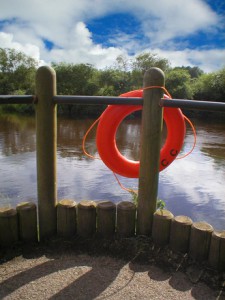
[0,0,224,72]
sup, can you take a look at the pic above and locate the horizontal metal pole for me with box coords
[53,95,143,105]
[160,98,225,112]
[0,94,224,113]
[0,95,35,104]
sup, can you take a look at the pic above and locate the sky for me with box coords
[0,0,225,72]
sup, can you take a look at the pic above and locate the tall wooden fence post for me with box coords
[137,67,164,235]
[35,66,57,239]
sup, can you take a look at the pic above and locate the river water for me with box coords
[0,114,224,230]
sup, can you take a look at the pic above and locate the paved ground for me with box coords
[0,239,224,299]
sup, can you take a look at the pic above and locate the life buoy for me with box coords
[96,89,186,178]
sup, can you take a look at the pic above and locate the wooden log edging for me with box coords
[170,215,193,253]
[208,230,225,271]
[77,200,97,238]
[117,201,136,237]
[0,207,18,246]
[57,199,77,238]
[16,202,38,242]
[0,201,224,271]
[152,209,174,246]
[189,221,214,261]
[96,201,116,238]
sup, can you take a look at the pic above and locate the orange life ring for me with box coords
[96,89,186,178]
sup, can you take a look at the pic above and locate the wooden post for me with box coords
[16,202,38,242]
[208,230,225,271]
[57,199,77,238]
[0,208,18,246]
[117,201,136,237]
[170,215,193,253]
[77,200,96,238]
[137,68,164,235]
[152,209,174,246]
[189,221,213,261]
[96,201,116,238]
[36,66,57,239]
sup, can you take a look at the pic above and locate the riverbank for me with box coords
[0,237,224,299]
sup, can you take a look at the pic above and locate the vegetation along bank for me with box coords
[0,47,224,119]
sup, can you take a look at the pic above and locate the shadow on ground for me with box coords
[0,237,224,299]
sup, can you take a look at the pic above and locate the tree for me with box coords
[173,66,204,78]
[115,54,130,73]
[52,62,98,95]
[96,67,130,95]
[165,69,194,99]
[193,68,225,102]
[52,62,101,116]
[0,48,37,95]
[131,52,170,88]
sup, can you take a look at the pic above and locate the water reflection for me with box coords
[0,114,36,155]
[0,114,224,230]
[158,120,225,230]
[57,118,93,159]
[116,119,142,161]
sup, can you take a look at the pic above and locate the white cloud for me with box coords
[0,0,224,71]
[41,22,124,67]
[139,0,218,44]
[0,32,41,61]
[154,48,225,72]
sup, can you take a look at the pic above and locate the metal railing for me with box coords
[1,94,225,112]
[0,95,35,104]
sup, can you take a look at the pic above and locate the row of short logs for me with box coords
[0,202,38,245]
[57,200,136,239]
[153,209,225,271]
[0,200,224,271]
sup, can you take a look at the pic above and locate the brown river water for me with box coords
[0,114,224,230]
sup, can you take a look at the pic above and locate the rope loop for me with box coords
[143,85,172,99]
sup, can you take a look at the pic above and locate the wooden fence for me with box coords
[0,66,224,272]
[0,200,224,271]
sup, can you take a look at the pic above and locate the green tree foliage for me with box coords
[95,54,133,96]
[131,53,170,88]
[172,66,204,78]
[52,62,98,95]
[0,48,224,117]
[0,48,38,113]
[0,48,37,95]
[165,69,194,99]
[96,68,131,96]
[132,53,170,73]
[52,62,101,116]
[193,68,225,102]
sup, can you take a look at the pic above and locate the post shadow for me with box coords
[0,254,128,299]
